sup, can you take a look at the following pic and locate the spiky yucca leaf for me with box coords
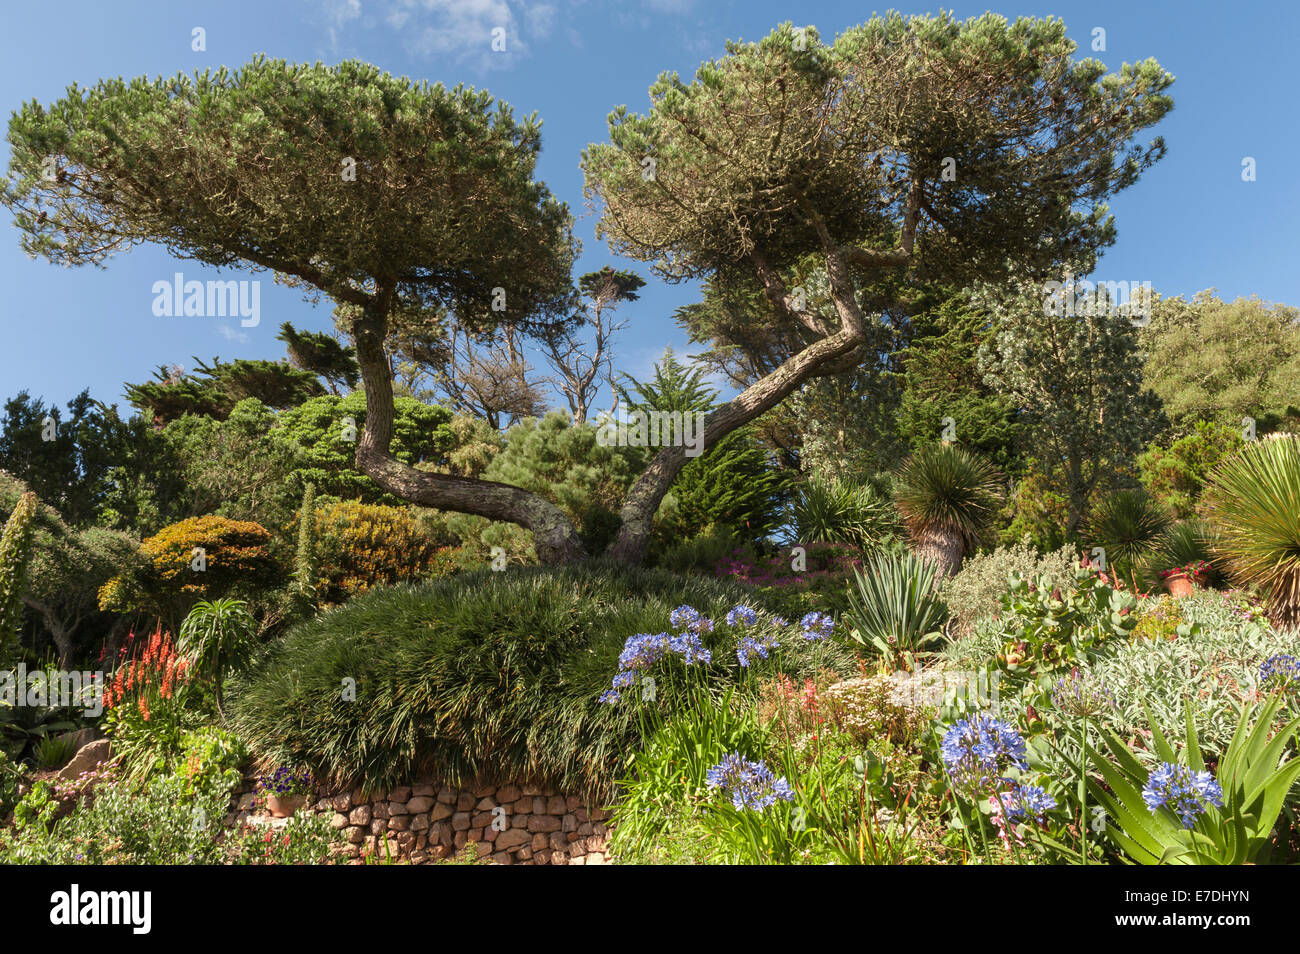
[1205,435,1300,630]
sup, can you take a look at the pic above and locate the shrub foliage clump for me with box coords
[227,562,852,801]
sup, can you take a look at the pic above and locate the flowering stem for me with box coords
[1078,715,1088,866]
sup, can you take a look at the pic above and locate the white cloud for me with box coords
[217,324,250,345]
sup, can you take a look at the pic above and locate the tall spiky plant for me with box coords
[1086,489,1172,591]
[1205,435,1300,630]
[0,491,38,661]
[292,482,318,612]
[893,444,1004,576]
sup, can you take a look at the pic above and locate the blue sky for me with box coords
[1,0,1297,414]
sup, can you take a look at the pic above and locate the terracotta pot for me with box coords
[1166,574,1196,598]
[267,793,307,818]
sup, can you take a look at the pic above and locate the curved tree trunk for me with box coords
[350,295,586,565]
[607,325,866,564]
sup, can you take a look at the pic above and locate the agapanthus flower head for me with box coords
[798,612,834,640]
[940,714,1028,791]
[726,605,758,628]
[670,605,702,631]
[618,632,672,671]
[706,752,795,811]
[598,689,621,704]
[1051,669,1116,719]
[667,631,713,665]
[998,783,1058,824]
[737,632,780,668]
[1142,762,1223,829]
[1259,654,1300,690]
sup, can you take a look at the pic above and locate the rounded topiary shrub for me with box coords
[227,561,855,801]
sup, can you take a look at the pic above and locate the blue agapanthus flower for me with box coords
[737,632,779,668]
[726,605,758,627]
[667,631,712,665]
[618,632,671,671]
[940,715,1028,790]
[1000,783,1058,823]
[1142,762,1224,829]
[598,689,621,705]
[706,752,795,811]
[1259,654,1300,688]
[799,611,834,640]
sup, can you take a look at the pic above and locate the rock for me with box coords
[348,805,372,826]
[410,850,430,864]
[531,833,548,850]
[548,831,567,852]
[388,815,412,831]
[451,812,471,832]
[331,793,352,812]
[578,822,594,836]
[431,802,454,822]
[386,801,409,816]
[406,796,434,813]
[456,792,475,812]
[437,787,457,804]
[546,795,567,814]
[475,795,497,810]
[586,853,607,865]
[495,828,530,849]
[57,739,111,780]
[409,814,430,831]
[370,819,386,835]
[330,813,350,830]
[488,851,513,865]
[528,814,562,833]
[562,814,577,833]
[388,786,412,802]
[412,784,436,798]
[346,826,366,844]
[496,784,521,804]
[565,796,582,812]
[371,802,390,820]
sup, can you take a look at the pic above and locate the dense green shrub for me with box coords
[941,541,1080,634]
[227,562,856,801]
[1138,420,1243,519]
[1085,489,1172,589]
[0,491,37,659]
[790,476,900,552]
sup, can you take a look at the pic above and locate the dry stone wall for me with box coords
[231,779,613,865]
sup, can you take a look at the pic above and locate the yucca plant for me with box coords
[1088,696,1300,865]
[791,476,898,552]
[893,444,1003,576]
[1086,489,1172,592]
[844,549,949,661]
[1204,435,1300,630]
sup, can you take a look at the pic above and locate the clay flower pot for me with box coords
[267,794,307,818]
[1166,573,1196,598]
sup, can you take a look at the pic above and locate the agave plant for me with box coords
[1086,489,1172,591]
[1204,435,1300,630]
[844,549,949,660]
[791,476,899,552]
[892,444,1003,576]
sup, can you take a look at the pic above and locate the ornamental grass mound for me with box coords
[227,561,852,802]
